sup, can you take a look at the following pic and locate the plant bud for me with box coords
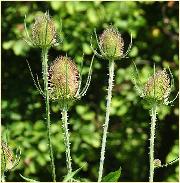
[99,26,124,59]
[154,159,161,167]
[144,69,170,102]
[49,56,79,101]
[32,13,56,48]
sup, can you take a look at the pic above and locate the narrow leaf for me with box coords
[20,174,38,182]
[63,163,86,182]
[102,168,121,182]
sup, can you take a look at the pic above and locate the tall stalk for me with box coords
[61,108,72,177]
[48,55,94,181]
[149,103,157,182]
[132,64,179,181]
[98,60,114,182]
[91,26,132,182]
[42,48,56,182]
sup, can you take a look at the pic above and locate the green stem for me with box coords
[61,108,72,180]
[149,104,157,182]
[42,48,56,182]
[98,60,114,182]
[1,174,5,182]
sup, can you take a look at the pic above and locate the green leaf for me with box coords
[50,2,62,11]
[102,168,122,182]
[20,174,38,182]
[87,8,98,24]
[63,163,86,182]
[3,40,15,50]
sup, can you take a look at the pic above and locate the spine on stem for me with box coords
[42,48,56,182]
[98,60,114,182]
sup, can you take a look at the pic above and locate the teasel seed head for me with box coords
[1,141,14,171]
[144,69,171,103]
[32,12,57,48]
[99,26,124,59]
[48,56,79,106]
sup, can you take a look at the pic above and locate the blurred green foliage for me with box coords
[1,1,179,182]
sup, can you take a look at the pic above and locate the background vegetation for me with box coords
[1,1,179,182]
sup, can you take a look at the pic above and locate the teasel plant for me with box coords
[48,55,94,181]
[132,63,179,182]
[23,11,62,181]
[1,140,21,182]
[90,26,132,182]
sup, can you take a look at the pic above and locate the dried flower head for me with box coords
[31,12,57,48]
[144,69,171,103]
[99,26,124,59]
[49,56,79,103]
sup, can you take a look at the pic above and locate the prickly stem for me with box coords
[42,48,56,182]
[61,109,72,181]
[149,104,157,182]
[98,59,114,182]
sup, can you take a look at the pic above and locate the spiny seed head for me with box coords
[154,159,161,167]
[144,69,170,102]
[32,12,56,48]
[99,26,124,59]
[1,141,14,171]
[48,56,79,102]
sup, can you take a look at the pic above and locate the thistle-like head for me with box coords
[48,54,95,109]
[31,12,57,48]
[48,56,79,108]
[90,25,132,61]
[144,69,171,104]
[99,26,124,60]
[132,63,178,107]
[24,12,59,48]
[1,141,21,173]
[1,141,14,171]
